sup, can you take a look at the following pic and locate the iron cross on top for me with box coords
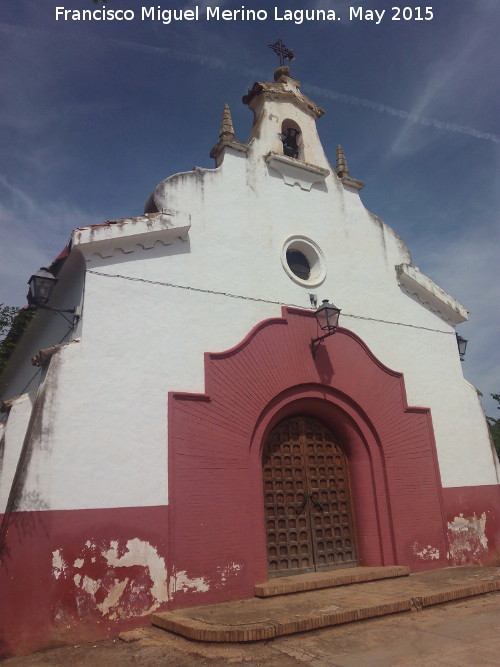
[268,39,294,66]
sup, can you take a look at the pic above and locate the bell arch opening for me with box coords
[281,118,302,159]
[262,414,358,578]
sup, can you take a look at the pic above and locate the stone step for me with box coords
[255,565,410,597]
[152,566,500,643]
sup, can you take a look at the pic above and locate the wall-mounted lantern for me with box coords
[311,299,341,358]
[27,268,80,326]
[27,269,58,307]
[456,333,468,361]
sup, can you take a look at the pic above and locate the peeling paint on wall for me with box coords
[81,575,101,597]
[167,562,243,597]
[412,542,440,561]
[52,538,169,621]
[447,512,488,565]
[51,549,68,579]
[218,562,242,583]
[169,570,210,597]
[51,538,224,624]
[97,578,130,616]
[102,538,169,609]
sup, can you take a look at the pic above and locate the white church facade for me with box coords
[1,65,499,656]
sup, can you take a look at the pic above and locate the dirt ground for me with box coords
[3,592,499,666]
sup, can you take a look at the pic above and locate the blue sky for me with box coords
[0,0,499,414]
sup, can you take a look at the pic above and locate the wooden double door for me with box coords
[263,416,357,577]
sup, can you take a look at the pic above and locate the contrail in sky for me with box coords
[1,21,498,145]
[104,35,500,145]
[304,84,500,145]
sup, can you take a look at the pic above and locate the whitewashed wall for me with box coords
[2,75,497,514]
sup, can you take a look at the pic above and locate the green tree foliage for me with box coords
[487,393,500,459]
[0,304,20,340]
[0,304,35,377]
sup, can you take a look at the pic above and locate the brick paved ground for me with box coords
[3,590,499,665]
[154,567,500,641]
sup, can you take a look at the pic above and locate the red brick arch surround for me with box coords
[168,307,449,608]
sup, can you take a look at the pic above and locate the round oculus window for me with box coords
[286,249,310,280]
[281,236,326,287]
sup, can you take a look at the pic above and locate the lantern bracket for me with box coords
[311,330,337,358]
[27,268,81,327]
[29,303,81,327]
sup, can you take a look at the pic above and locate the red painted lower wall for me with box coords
[2,308,498,657]
[1,488,499,657]
[443,485,500,566]
[0,506,170,658]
